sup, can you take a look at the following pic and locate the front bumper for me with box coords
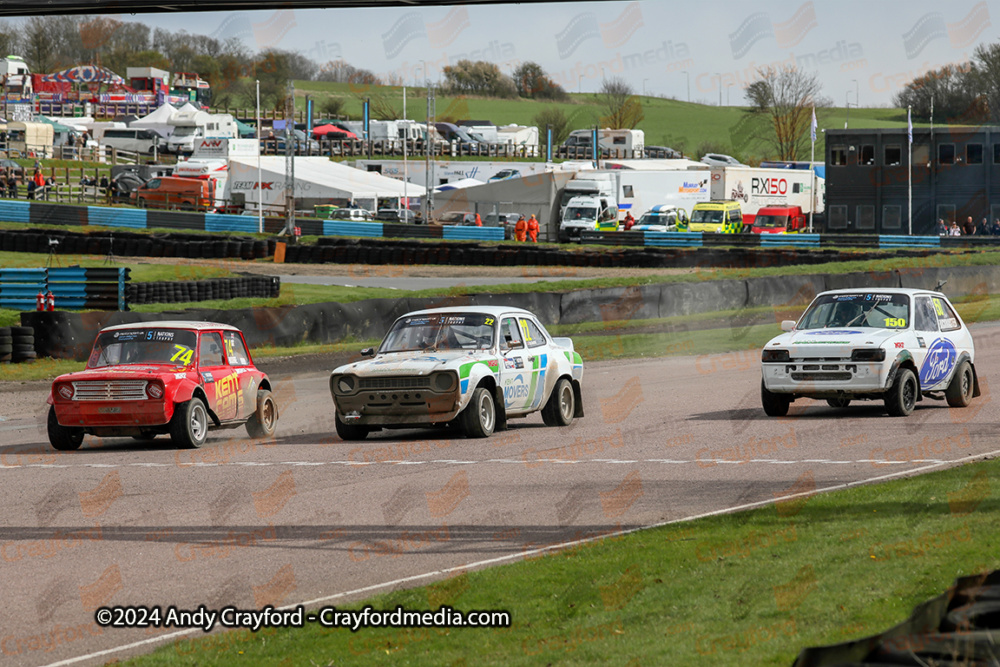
[54,400,172,429]
[762,359,888,396]
[331,374,463,426]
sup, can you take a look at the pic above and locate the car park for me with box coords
[47,321,277,450]
[760,288,980,417]
[329,306,584,440]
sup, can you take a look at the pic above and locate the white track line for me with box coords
[41,446,1000,667]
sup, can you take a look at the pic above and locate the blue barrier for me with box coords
[0,200,30,223]
[441,225,506,241]
[322,220,385,237]
[879,235,941,248]
[0,268,48,310]
[87,206,148,229]
[204,213,260,234]
[643,231,703,247]
[759,234,822,248]
[0,267,129,311]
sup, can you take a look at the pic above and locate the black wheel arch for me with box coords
[887,351,922,402]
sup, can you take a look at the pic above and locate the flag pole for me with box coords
[809,106,817,233]
[907,105,912,236]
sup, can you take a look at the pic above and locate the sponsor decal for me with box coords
[895,342,905,348]
[504,358,517,369]
[487,359,498,368]
[202,372,215,383]
[919,338,957,387]
[803,330,862,335]
[503,374,530,402]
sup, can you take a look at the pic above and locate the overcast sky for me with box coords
[47,0,1000,106]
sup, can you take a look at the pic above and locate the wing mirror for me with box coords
[781,320,796,332]
[360,347,375,357]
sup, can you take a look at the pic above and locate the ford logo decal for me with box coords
[919,338,957,387]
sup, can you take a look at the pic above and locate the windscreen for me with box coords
[380,313,496,353]
[691,209,724,224]
[796,293,910,330]
[88,328,199,368]
[754,214,788,229]
[564,206,598,222]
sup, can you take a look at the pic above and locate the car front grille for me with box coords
[790,372,853,382]
[358,376,431,391]
[72,380,148,401]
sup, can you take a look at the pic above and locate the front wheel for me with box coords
[47,405,83,451]
[885,368,918,417]
[246,390,278,438]
[541,377,575,426]
[335,414,369,441]
[170,398,209,448]
[461,386,495,438]
[761,380,790,417]
[945,360,974,408]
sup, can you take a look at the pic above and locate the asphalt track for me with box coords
[2,323,1000,666]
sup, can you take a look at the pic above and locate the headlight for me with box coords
[56,383,74,400]
[851,348,886,362]
[337,375,356,394]
[761,349,790,362]
[431,372,456,392]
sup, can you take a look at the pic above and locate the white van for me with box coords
[101,128,161,155]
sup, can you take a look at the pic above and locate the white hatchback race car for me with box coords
[329,306,584,439]
[760,288,980,417]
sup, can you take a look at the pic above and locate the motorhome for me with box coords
[561,128,645,156]
[0,56,31,95]
[166,111,237,155]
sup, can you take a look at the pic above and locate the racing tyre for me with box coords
[48,405,83,451]
[335,414,369,441]
[945,360,974,408]
[541,377,575,427]
[461,386,495,438]
[246,390,278,439]
[826,398,851,408]
[885,368,917,417]
[761,380,790,417]
[170,398,209,448]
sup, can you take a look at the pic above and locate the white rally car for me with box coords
[760,288,980,417]
[329,306,584,439]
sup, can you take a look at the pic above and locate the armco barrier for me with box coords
[1,267,129,311]
[643,232,703,247]
[442,226,506,241]
[879,234,940,248]
[28,263,1000,360]
[759,234,821,248]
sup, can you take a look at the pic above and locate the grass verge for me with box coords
[121,457,1000,666]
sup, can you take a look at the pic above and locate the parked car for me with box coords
[485,212,522,239]
[760,288,980,417]
[47,321,278,450]
[700,153,744,167]
[644,146,683,159]
[375,208,417,224]
[266,128,321,154]
[329,306,584,440]
[436,210,477,226]
[326,207,374,222]
[631,205,689,232]
[101,128,163,155]
[130,176,214,210]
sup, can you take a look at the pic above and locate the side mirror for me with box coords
[360,347,375,357]
[781,320,796,332]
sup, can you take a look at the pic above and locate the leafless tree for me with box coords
[599,76,643,129]
[744,66,828,160]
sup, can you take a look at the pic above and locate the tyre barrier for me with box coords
[127,276,281,305]
[0,227,275,261]
[6,325,35,363]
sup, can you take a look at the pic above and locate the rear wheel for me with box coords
[335,414,369,441]
[170,398,209,448]
[461,386,495,438]
[761,380,790,417]
[826,398,851,408]
[246,390,278,438]
[885,368,917,417]
[945,360,974,408]
[541,378,575,427]
[47,405,83,451]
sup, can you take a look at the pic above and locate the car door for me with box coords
[923,296,970,389]
[223,330,256,420]
[198,331,239,420]
[518,317,551,412]
[498,317,532,413]
[912,295,943,389]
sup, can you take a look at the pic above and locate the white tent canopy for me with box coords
[128,103,178,138]
[435,177,485,191]
[228,157,427,211]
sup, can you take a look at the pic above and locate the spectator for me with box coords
[949,221,962,236]
[514,215,527,242]
[527,214,539,243]
[963,216,975,235]
[623,211,636,231]
[936,218,948,236]
[474,213,482,227]
[992,219,1000,236]
[26,179,35,200]
[7,174,16,199]
[977,218,990,236]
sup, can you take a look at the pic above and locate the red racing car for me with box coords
[47,321,278,450]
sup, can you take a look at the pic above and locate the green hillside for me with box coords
[291,80,914,164]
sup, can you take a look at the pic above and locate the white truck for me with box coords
[709,166,825,226]
[616,169,712,222]
[0,55,31,95]
[166,111,237,155]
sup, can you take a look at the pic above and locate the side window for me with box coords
[914,297,938,332]
[500,317,523,350]
[146,179,161,190]
[199,332,225,367]
[223,331,250,366]
[932,297,962,332]
[729,208,741,222]
[520,318,547,349]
